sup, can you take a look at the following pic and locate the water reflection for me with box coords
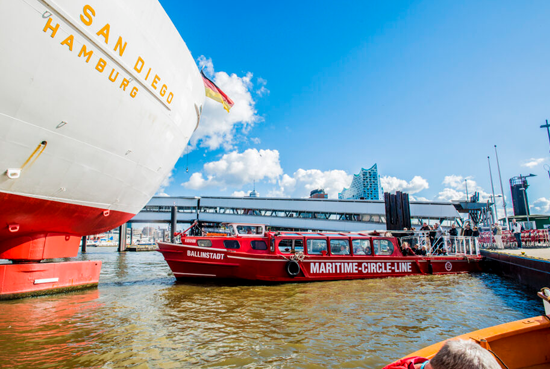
[0,248,543,368]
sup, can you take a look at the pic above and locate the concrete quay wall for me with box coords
[482,249,550,291]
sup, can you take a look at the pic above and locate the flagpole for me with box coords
[494,145,509,230]
[488,156,497,224]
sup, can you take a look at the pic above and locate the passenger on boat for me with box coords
[401,242,416,256]
[433,223,445,253]
[384,339,501,369]
[352,239,370,255]
[418,245,427,256]
[421,339,501,369]
[448,224,458,237]
[428,226,436,249]
[462,223,473,237]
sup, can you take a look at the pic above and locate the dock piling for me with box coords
[171,206,177,242]
[118,224,127,252]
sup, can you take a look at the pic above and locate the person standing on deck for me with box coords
[493,223,503,249]
[512,219,523,248]
[462,223,473,237]
[434,223,444,254]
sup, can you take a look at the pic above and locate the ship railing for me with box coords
[400,235,479,256]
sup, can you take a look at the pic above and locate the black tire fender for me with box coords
[286,260,300,277]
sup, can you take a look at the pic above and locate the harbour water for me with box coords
[0,248,543,368]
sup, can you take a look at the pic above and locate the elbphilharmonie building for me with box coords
[338,164,383,200]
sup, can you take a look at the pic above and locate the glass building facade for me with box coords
[338,164,383,200]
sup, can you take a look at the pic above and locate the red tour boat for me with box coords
[157,223,483,282]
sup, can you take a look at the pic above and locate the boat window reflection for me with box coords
[307,239,327,255]
[330,239,350,255]
[197,240,212,248]
[236,225,263,235]
[278,239,293,253]
[251,240,267,250]
[294,239,304,253]
[223,240,240,249]
[373,239,393,256]
[352,239,371,255]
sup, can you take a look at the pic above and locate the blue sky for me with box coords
[157,0,550,215]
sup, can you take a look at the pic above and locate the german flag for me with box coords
[201,70,234,113]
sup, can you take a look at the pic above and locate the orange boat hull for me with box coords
[405,316,550,369]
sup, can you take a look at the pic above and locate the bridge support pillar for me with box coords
[118,224,127,252]
[81,236,87,253]
[171,206,177,243]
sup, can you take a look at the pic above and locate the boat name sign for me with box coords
[42,4,175,107]
[187,250,224,260]
[310,262,412,274]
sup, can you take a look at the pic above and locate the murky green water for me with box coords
[0,247,543,368]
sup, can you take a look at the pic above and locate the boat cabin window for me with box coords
[373,239,393,256]
[278,239,304,253]
[330,239,350,255]
[197,240,212,248]
[251,240,267,250]
[307,239,327,255]
[352,239,371,255]
[236,225,264,235]
[224,240,240,249]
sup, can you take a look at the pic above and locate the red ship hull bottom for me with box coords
[0,191,134,260]
[0,192,134,298]
[158,242,483,283]
[0,260,102,300]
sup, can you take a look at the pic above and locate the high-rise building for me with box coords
[338,164,383,200]
[310,189,328,199]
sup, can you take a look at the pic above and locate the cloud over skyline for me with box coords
[521,158,545,168]
[381,175,429,194]
[182,148,282,191]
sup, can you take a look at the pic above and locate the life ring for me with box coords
[286,260,300,277]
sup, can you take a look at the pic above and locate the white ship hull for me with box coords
[0,0,204,259]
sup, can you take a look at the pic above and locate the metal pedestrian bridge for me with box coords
[129,196,461,232]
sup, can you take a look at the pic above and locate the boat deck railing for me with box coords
[399,235,479,256]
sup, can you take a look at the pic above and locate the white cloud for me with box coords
[270,169,352,199]
[155,170,174,196]
[232,190,251,197]
[436,187,465,202]
[521,158,545,168]
[192,56,263,151]
[182,149,282,190]
[437,175,492,202]
[380,175,429,194]
[410,195,430,202]
[532,197,550,214]
[256,77,270,97]
[251,137,261,144]
[182,148,350,198]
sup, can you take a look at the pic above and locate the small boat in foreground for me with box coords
[385,288,550,369]
[157,223,483,282]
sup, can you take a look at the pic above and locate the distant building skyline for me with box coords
[338,164,383,200]
[310,189,328,199]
